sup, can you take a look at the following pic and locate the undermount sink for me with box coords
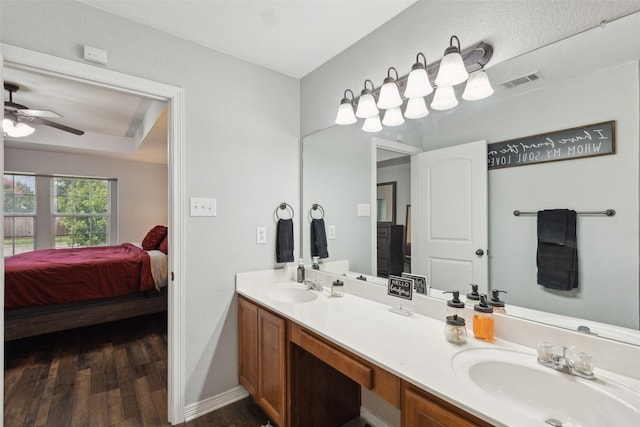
[452,348,640,426]
[267,283,319,304]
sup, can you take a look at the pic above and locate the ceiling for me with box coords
[4,1,640,163]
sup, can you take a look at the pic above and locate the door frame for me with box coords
[0,44,187,423]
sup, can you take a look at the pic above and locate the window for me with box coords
[4,174,37,256]
[53,177,110,248]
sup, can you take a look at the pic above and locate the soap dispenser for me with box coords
[296,259,305,283]
[443,290,465,318]
[466,283,480,302]
[488,289,507,314]
[445,314,467,345]
[473,294,495,342]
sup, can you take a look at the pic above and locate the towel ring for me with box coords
[275,202,294,220]
[310,203,325,220]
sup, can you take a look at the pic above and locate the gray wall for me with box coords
[5,147,168,245]
[1,1,300,407]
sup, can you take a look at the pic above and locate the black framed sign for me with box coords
[487,121,615,170]
[387,275,413,300]
[401,272,428,295]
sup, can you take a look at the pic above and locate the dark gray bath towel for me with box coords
[310,218,329,259]
[536,209,578,290]
[276,218,294,263]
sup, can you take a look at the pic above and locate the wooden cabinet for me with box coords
[402,383,492,427]
[238,296,287,426]
[377,224,404,277]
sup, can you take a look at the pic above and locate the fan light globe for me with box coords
[2,119,35,137]
[431,86,458,110]
[404,97,429,119]
[382,107,405,127]
[335,102,357,125]
[462,70,494,101]
[362,115,383,133]
[405,55,433,99]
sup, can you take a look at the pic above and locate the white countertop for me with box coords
[236,269,640,427]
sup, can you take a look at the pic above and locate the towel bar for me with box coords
[310,203,325,220]
[276,202,294,220]
[513,209,616,217]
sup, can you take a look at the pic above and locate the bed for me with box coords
[4,226,169,341]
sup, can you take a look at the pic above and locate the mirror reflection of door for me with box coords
[376,181,396,223]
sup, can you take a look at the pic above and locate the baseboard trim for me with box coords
[361,407,394,427]
[184,385,249,421]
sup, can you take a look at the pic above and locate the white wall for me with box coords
[0,0,300,409]
[4,147,168,244]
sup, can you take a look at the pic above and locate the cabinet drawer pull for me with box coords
[299,329,373,389]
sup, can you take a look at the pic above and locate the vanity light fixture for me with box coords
[404,53,433,98]
[354,79,379,119]
[462,69,494,101]
[334,37,493,133]
[434,36,469,86]
[377,67,403,110]
[431,86,458,110]
[404,97,429,119]
[334,89,357,125]
[381,106,405,127]
[362,114,383,133]
[2,118,35,138]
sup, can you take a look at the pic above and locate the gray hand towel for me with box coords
[537,209,578,290]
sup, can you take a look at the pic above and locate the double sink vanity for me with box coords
[236,267,640,426]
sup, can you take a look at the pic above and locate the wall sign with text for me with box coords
[487,121,615,170]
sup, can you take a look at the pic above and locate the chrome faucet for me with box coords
[536,342,595,380]
[304,279,323,291]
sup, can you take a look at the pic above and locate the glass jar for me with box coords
[331,279,344,297]
[445,315,467,344]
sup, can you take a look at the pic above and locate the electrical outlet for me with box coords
[327,225,336,239]
[256,227,267,244]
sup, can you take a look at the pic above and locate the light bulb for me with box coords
[355,80,379,118]
[404,54,433,98]
[462,70,494,101]
[382,107,405,127]
[404,97,429,119]
[430,86,458,110]
[377,67,402,110]
[362,114,383,133]
[435,36,469,86]
[335,89,357,125]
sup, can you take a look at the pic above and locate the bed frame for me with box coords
[4,289,167,341]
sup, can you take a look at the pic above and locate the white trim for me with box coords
[0,44,187,424]
[373,137,423,155]
[183,386,250,422]
[360,407,394,427]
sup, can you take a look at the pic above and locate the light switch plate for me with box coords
[357,203,371,217]
[190,197,217,216]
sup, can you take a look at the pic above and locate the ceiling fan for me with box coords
[3,82,85,136]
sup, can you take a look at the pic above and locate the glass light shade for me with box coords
[362,114,383,133]
[404,97,429,119]
[430,86,458,110]
[404,67,433,98]
[377,82,403,109]
[355,93,379,118]
[3,119,35,137]
[382,107,405,127]
[335,102,357,125]
[435,51,469,86]
[462,70,494,101]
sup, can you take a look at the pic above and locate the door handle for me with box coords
[475,249,484,256]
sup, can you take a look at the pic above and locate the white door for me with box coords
[413,140,488,294]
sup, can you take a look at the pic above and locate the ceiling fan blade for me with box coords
[17,109,63,119]
[30,117,85,136]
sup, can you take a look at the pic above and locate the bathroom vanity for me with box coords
[236,268,640,427]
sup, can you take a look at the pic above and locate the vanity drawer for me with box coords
[289,323,400,408]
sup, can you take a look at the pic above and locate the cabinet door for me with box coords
[258,307,287,426]
[403,388,478,427]
[238,297,259,397]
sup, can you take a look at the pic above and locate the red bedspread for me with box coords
[4,243,155,309]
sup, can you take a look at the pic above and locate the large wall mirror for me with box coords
[302,11,640,346]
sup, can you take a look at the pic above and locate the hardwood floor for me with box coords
[4,312,272,427]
